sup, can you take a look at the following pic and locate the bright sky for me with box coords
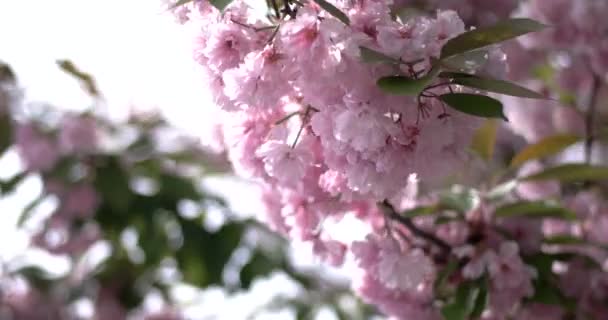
[0,0,215,133]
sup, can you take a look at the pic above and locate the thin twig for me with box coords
[291,106,312,148]
[378,200,452,253]
[584,74,601,163]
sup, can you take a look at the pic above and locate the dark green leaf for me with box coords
[0,62,16,83]
[485,180,517,200]
[210,0,234,11]
[314,0,350,25]
[439,188,478,213]
[57,60,99,96]
[470,277,488,318]
[510,134,580,168]
[240,252,276,289]
[543,235,584,246]
[377,67,439,96]
[439,93,507,120]
[529,278,562,305]
[441,281,481,320]
[377,76,427,95]
[403,206,437,217]
[170,0,232,11]
[434,259,459,294]
[170,0,195,9]
[440,18,547,59]
[359,47,398,64]
[441,303,468,320]
[0,171,27,195]
[0,112,12,156]
[494,201,577,220]
[471,119,498,161]
[94,157,132,212]
[439,50,489,71]
[17,196,45,227]
[521,163,608,183]
[448,73,546,99]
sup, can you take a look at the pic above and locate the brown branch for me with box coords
[584,75,601,163]
[378,200,452,253]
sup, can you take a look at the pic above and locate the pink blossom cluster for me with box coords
[185,0,486,257]
[173,0,608,319]
[13,115,100,256]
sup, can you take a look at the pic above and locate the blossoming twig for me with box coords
[379,200,452,253]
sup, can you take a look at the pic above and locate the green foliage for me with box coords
[440,18,547,59]
[377,67,440,96]
[57,60,100,96]
[441,277,488,320]
[471,119,499,161]
[439,93,507,120]
[441,72,546,99]
[494,201,577,220]
[359,47,399,64]
[314,0,350,25]
[0,111,12,156]
[510,134,580,168]
[438,50,489,71]
[521,163,608,183]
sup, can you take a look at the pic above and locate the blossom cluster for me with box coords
[174,0,608,318]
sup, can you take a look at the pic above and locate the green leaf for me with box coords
[57,60,100,96]
[377,76,427,96]
[0,112,12,156]
[94,157,133,212]
[440,18,547,59]
[510,134,580,168]
[0,171,27,195]
[171,0,232,11]
[441,281,482,320]
[447,73,546,99]
[529,278,563,305]
[543,235,584,246]
[314,0,350,25]
[485,180,517,200]
[377,67,439,96]
[470,277,488,318]
[170,0,195,9]
[439,187,478,213]
[402,206,437,217]
[210,0,234,10]
[434,259,459,294]
[439,93,507,120]
[521,163,608,183]
[439,50,489,71]
[359,47,398,64]
[391,7,423,23]
[471,119,498,161]
[494,201,577,221]
[240,252,276,289]
[17,196,45,227]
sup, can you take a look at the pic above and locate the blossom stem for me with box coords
[291,106,312,148]
[584,74,601,163]
[379,200,451,253]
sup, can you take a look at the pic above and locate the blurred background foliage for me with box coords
[0,61,376,320]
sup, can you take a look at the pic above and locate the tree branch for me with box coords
[584,74,601,163]
[378,200,451,253]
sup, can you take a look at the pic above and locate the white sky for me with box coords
[0,0,215,134]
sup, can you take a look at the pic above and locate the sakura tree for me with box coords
[169,0,608,319]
